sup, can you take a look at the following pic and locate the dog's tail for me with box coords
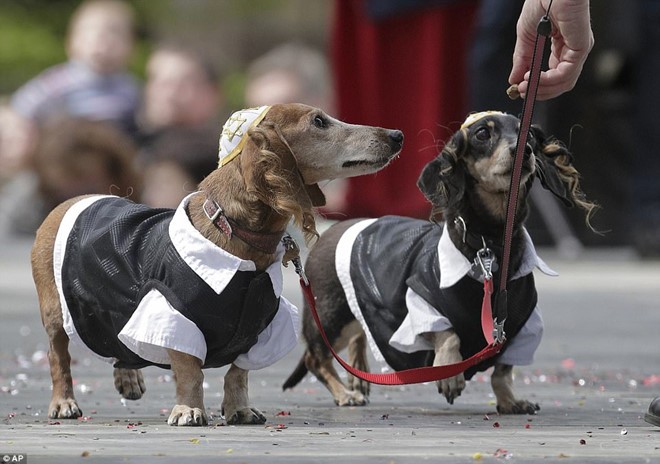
[282,355,308,391]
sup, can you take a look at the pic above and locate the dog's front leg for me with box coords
[166,349,208,426]
[427,329,465,404]
[491,363,539,414]
[221,364,266,425]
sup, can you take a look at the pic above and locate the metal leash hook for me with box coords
[474,242,506,344]
[282,233,308,285]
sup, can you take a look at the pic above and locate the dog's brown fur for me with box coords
[284,112,596,414]
[32,103,403,426]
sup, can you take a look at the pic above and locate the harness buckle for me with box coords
[492,318,506,345]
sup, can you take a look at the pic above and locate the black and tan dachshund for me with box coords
[284,111,596,414]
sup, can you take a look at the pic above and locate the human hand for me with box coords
[508,0,594,100]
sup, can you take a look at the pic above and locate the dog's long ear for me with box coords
[241,122,320,243]
[531,125,573,207]
[530,125,599,228]
[417,131,466,217]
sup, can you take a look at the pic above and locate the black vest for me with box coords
[61,197,280,369]
[347,216,537,379]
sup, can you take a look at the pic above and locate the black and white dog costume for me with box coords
[53,194,298,371]
[335,216,556,379]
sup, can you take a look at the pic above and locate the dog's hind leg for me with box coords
[491,363,539,414]
[346,331,370,399]
[166,349,208,426]
[429,329,466,405]
[305,319,368,406]
[39,285,81,419]
[113,368,146,400]
[46,325,82,419]
[32,201,83,420]
[221,364,266,425]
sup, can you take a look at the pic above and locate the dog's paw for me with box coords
[335,390,368,407]
[114,368,146,400]
[167,405,208,426]
[437,373,466,405]
[497,400,540,415]
[348,375,371,398]
[224,407,267,425]
[48,398,82,419]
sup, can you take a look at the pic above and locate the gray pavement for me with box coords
[1,236,659,463]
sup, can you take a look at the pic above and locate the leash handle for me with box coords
[300,278,502,386]
[496,10,552,322]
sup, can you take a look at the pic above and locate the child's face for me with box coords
[68,7,134,74]
[144,51,219,128]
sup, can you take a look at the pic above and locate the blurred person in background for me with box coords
[330,0,478,219]
[0,0,140,181]
[245,42,334,112]
[630,0,660,259]
[135,44,222,207]
[139,127,217,209]
[137,44,222,149]
[0,118,140,238]
[244,41,343,212]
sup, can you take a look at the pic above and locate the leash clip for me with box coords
[282,234,308,285]
[474,245,498,282]
[492,318,506,345]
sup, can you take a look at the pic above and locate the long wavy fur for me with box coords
[542,140,599,231]
[246,124,319,245]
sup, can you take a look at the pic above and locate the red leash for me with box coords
[299,277,501,385]
[295,7,552,386]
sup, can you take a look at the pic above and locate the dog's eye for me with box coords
[475,127,490,141]
[313,115,327,129]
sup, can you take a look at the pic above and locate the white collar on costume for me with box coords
[218,106,271,167]
[437,224,557,289]
[168,193,285,296]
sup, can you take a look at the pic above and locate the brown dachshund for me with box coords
[32,103,403,426]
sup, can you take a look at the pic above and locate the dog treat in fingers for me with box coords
[506,84,521,100]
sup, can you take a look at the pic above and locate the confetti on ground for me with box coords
[620,429,628,435]
[561,358,576,369]
[472,452,482,460]
[579,439,586,445]
[190,438,200,444]
[275,411,291,416]
[492,422,500,428]
[643,374,660,386]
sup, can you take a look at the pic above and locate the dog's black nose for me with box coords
[388,130,404,145]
